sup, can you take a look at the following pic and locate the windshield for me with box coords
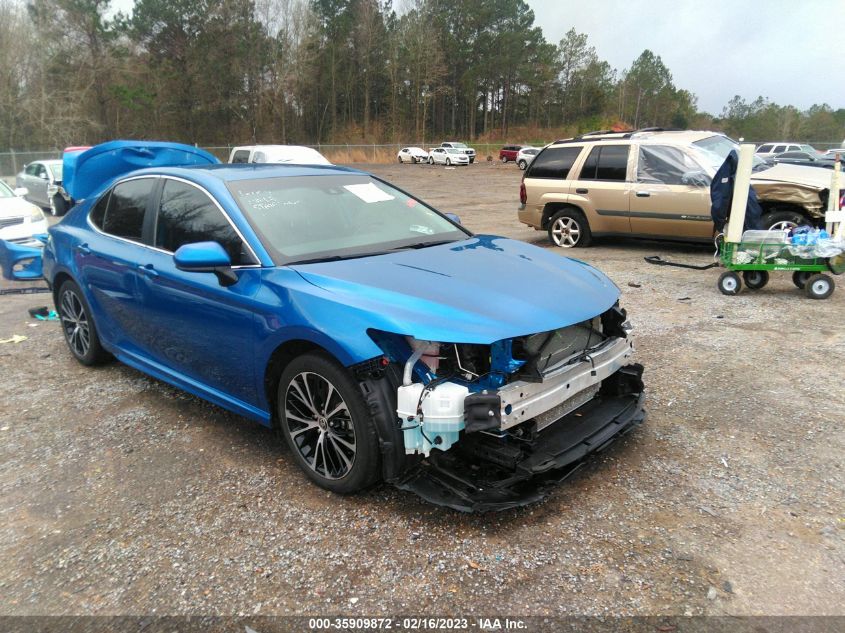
[451,143,467,148]
[692,135,769,173]
[228,175,469,265]
[0,181,13,198]
[445,148,464,154]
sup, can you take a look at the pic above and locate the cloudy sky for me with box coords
[526,0,844,114]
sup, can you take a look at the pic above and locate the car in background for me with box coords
[428,147,469,166]
[755,142,817,160]
[0,180,48,247]
[772,150,837,169]
[519,129,837,248]
[228,145,331,165]
[821,148,844,161]
[516,147,541,170]
[397,147,429,163]
[15,159,72,216]
[499,145,524,163]
[3,139,645,512]
[440,141,476,163]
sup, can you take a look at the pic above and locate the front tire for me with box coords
[743,270,769,290]
[278,352,380,494]
[548,208,592,248]
[518,159,527,170]
[805,273,834,300]
[49,195,68,217]
[445,158,451,166]
[428,157,434,165]
[501,156,507,163]
[761,209,809,232]
[718,271,742,296]
[57,280,109,365]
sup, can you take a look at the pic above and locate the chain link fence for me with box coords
[3,140,844,184]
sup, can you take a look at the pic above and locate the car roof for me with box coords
[547,129,725,148]
[129,163,367,182]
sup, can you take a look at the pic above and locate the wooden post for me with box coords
[725,143,755,246]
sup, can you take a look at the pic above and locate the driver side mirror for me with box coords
[445,212,462,225]
[681,170,711,187]
[13,187,28,197]
[174,241,238,286]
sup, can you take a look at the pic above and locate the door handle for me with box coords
[138,264,159,279]
[575,188,589,194]
[75,243,91,255]
[635,191,651,198]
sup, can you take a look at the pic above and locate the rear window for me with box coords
[525,146,582,179]
[757,144,773,153]
[231,150,250,164]
[100,178,156,242]
[579,145,629,181]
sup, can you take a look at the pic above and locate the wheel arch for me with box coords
[541,202,586,230]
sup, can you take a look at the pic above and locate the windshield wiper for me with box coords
[389,239,460,251]
[287,251,388,265]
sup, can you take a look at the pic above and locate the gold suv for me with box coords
[518,130,834,247]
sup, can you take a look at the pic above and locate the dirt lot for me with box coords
[0,161,843,617]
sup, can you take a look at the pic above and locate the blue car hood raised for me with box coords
[63,141,219,200]
[292,235,620,344]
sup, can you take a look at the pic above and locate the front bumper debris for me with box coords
[394,364,645,512]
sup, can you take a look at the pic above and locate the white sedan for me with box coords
[0,181,48,247]
[397,147,429,163]
[428,147,469,166]
[516,147,541,170]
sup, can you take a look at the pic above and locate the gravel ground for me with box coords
[0,161,843,617]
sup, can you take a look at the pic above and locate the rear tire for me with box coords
[804,273,834,300]
[57,279,109,365]
[446,158,451,166]
[548,208,592,248]
[501,156,507,163]
[277,352,380,494]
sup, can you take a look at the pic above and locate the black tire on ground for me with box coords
[547,208,592,248]
[518,159,527,170]
[277,352,381,494]
[501,156,507,163]
[57,279,110,365]
[428,157,434,165]
[445,158,451,166]
[49,195,68,217]
[717,271,742,296]
[804,273,835,300]
[742,270,769,290]
[761,209,810,232]
[469,158,475,163]
[792,271,812,289]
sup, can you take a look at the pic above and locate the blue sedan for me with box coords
[6,141,645,511]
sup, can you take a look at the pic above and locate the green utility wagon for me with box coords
[717,240,842,300]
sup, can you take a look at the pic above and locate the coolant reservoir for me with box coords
[397,382,470,456]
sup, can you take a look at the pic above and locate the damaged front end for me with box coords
[367,304,645,512]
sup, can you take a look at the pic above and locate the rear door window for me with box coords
[231,150,251,164]
[772,145,786,154]
[525,146,583,179]
[154,179,255,265]
[100,178,156,242]
[579,145,629,181]
[757,144,773,153]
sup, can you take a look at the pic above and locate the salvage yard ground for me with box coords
[0,162,843,616]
